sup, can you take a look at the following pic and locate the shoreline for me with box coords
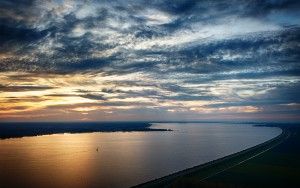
[0,122,171,139]
[133,126,288,188]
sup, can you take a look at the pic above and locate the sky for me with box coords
[0,0,299,122]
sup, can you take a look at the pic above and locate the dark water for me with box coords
[0,123,281,188]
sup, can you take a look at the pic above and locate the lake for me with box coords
[0,123,281,188]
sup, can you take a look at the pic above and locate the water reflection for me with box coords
[0,134,95,188]
[0,123,281,188]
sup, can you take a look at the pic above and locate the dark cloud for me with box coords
[0,24,48,44]
[205,82,300,112]
[149,0,199,15]
[100,101,154,107]
[164,94,217,101]
[80,94,106,101]
[2,96,47,103]
[243,0,300,17]
[45,94,79,97]
[0,85,55,92]
[0,0,36,25]
[0,106,29,111]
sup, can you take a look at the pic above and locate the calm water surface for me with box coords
[0,123,281,188]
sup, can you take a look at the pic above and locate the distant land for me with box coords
[0,122,170,139]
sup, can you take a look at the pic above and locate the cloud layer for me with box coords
[0,0,299,121]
